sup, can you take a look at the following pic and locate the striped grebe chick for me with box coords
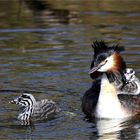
[10,93,59,122]
[119,68,140,95]
[82,41,140,119]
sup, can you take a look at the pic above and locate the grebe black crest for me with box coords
[82,41,140,119]
[90,41,126,85]
[10,93,59,123]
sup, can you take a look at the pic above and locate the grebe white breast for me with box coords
[10,93,59,122]
[82,41,140,119]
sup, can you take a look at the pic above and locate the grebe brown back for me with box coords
[82,41,140,118]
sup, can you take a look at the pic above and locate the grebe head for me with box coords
[10,93,36,107]
[89,41,126,83]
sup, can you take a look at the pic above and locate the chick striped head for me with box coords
[10,93,37,122]
[10,93,36,107]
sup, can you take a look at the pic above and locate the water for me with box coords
[0,0,140,139]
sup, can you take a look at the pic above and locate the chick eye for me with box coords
[130,69,134,74]
[18,98,22,102]
[105,60,108,63]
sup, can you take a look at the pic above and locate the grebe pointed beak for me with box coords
[89,64,101,74]
[89,60,107,74]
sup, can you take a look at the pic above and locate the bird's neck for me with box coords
[18,103,34,121]
[95,73,128,118]
[25,105,34,115]
[100,73,117,97]
[106,70,126,89]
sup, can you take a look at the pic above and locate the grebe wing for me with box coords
[118,94,140,114]
[82,79,101,117]
[33,99,58,119]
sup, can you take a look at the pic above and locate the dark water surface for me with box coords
[0,0,140,139]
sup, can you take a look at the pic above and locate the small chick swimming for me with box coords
[10,93,59,122]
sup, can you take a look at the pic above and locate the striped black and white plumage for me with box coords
[116,68,140,95]
[10,93,59,122]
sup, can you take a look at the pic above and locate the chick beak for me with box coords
[9,98,18,104]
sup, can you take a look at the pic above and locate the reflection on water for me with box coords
[21,0,80,26]
[94,117,140,140]
[0,0,140,139]
[96,118,128,140]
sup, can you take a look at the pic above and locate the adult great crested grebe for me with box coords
[10,93,60,122]
[82,41,140,119]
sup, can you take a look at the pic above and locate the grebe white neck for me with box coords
[95,74,129,118]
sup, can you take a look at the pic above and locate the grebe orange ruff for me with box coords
[82,41,140,119]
